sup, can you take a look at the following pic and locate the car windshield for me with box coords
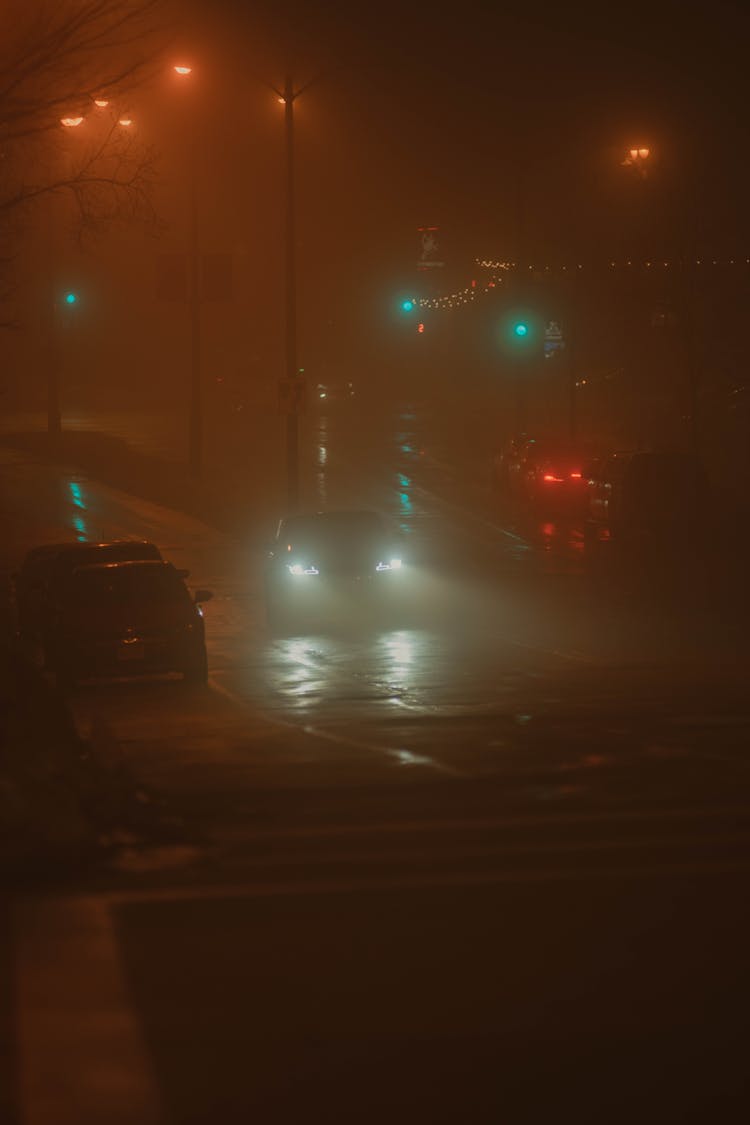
[279,511,388,553]
[66,564,189,606]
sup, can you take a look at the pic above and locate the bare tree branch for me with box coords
[0,0,170,318]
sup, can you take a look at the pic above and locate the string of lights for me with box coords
[475,257,750,272]
[416,255,750,314]
[418,274,507,310]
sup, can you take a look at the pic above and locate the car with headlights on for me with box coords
[265,509,404,630]
[44,559,212,689]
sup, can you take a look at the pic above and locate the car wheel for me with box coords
[183,649,208,685]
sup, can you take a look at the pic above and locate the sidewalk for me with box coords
[0,407,287,539]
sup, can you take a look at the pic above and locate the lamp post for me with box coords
[45,115,85,443]
[173,64,203,478]
[622,145,651,178]
[280,74,301,511]
[271,70,331,511]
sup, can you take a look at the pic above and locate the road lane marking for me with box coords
[22,854,750,917]
[208,674,466,776]
[13,898,162,1125]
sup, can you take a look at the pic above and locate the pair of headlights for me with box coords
[287,559,402,577]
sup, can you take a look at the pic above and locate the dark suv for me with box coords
[13,539,164,651]
[44,560,212,689]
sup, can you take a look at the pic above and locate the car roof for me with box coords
[72,559,173,576]
[279,509,384,529]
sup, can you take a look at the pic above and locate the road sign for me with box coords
[544,320,565,359]
[278,378,307,415]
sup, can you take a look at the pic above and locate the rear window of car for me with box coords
[67,565,188,606]
[50,542,161,583]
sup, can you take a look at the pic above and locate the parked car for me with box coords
[13,539,164,650]
[265,509,404,631]
[493,435,592,510]
[44,559,212,689]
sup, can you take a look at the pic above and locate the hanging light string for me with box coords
[476,257,750,272]
[418,260,513,311]
[417,256,750,314]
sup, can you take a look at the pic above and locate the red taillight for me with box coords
[543,473,564,483]
[570,471,582,479]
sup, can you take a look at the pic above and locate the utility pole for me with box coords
[188,169,202,478]
[284,73,300,512]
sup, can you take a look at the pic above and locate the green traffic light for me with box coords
[64,292,78,305]
[401,299,415,312]
[514,322,528,337]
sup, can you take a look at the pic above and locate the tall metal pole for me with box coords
[188,166,202,477]
[284,74,300,511]
[46,149,68,447]
[46,281,62,444]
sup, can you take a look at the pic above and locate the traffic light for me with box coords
[400,298,415,313]
[499,310,542,361]
[63,291,79,306]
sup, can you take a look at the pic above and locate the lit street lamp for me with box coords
[271,71,329,511]
[622,145,651,178]
[172,62,203,478]
[47,116,87,440]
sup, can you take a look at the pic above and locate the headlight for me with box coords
[288,563,319,576]
[376,558,402,572]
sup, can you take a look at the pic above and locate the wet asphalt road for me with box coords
[2,401,750,1123]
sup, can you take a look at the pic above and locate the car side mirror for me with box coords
[194,589,213,604]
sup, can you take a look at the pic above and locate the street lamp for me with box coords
[622,145,651,178]
[172,63,203,478]
[47,116,87,439]
[278,75,302,511]
[271,70,332,510]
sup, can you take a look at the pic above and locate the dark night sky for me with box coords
[12,0,750,396]
[181,0,750,360]
[188,0,750,265]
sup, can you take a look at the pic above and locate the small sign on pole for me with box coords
[544,320,565,359]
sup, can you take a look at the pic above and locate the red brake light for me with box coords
[570,471,582,479]
[543,473,564,483]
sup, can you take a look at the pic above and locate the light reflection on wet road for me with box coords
[2,400,748,798]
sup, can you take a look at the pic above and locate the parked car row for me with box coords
[492,435,594,510]
[493,434,721,567]
[11,539,212,690]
